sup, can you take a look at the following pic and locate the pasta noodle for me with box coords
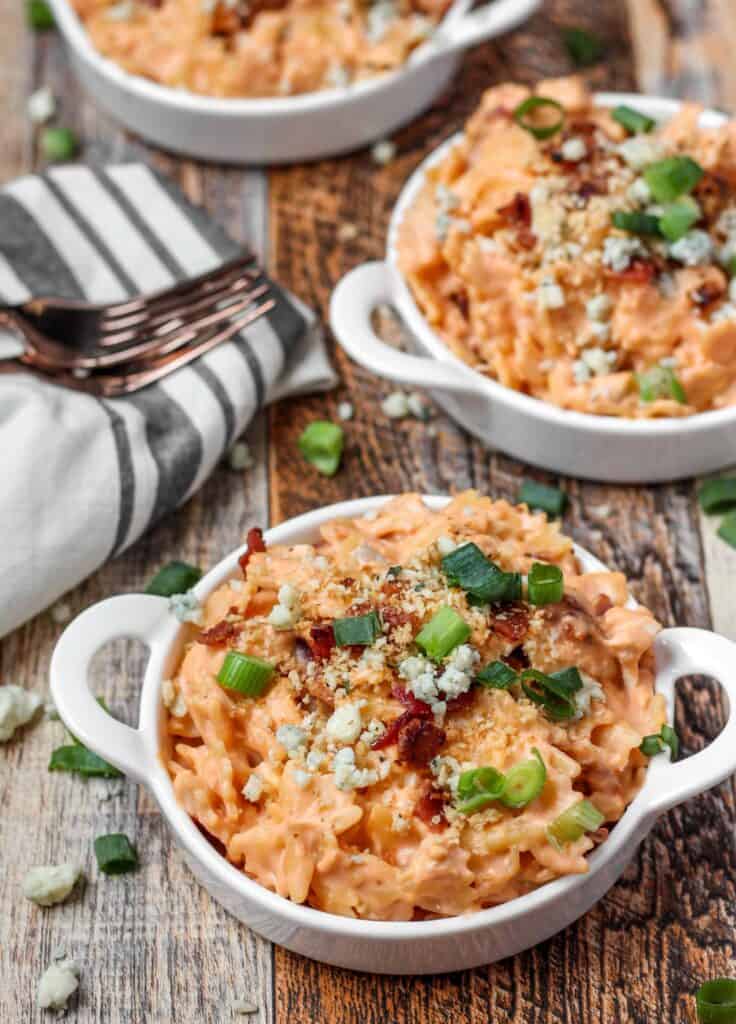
[164,492,665,920]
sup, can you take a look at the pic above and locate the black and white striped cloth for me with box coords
[0,163,337,638]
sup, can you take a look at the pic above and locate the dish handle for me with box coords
[330,262,481,395]
[413,0,542,63]
[648,627,736,815]
[49,594,170,783]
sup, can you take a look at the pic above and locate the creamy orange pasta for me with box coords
[163,492,666,920]
[71,0,451,98]
[397,75,736,418]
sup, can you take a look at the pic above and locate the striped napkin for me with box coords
[0,163,337,639]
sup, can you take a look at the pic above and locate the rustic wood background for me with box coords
[2,0,736,1020]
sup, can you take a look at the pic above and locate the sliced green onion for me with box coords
[718,511,736,550]
[146,560,202,597]
[476,661,517,690]
[611,210,661,236]
[636,366,686,404]
[513,96,565,141]
[27,0,55,30]
[521,666,583,721]
[499,748,547,808]
[456,766,506,815]
[517,479,567,517]
[728,255,736,278]
[217,652,274,696]
[699,478,736,514]
[333,611,381,647]
[527,562,564,606]
[415,606,470,661]
[644,155,704,203]
[441,542,521,605]
[387,565,402,578]
[639,723,679,758]
[40,127,78,163]
[297,421,344,477]
[562,27,604,67]
[611,105,655,135]
[547,799,604,850]
[658,199,699,242]
[696,979,736,1023]
[94,833,138,875]
[49,744,122,778]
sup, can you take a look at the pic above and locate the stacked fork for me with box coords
[0,252,274,396]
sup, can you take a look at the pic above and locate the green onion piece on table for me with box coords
[718,512,736,550]
[146,560,202,597]
[611,105,655,135]
[635,366,686,404]
[27,0,55,30]
[217,652,274,696]
[658,199,700,242]
[49,744,122,778]
[696,979,736,1024]
[517,479,567,517]
[639,723,679,758]
[521,666,583,721]
[476,661,517,690]
[415,606,470,661]
[441,542,521,605]
[562,27,604,67]
[611,210,661,236]
[698,478,736,515]
[499,748,547,808]
[513,96,565,141]
[41,127,78,163]
[527,562,564,606]
[644,155,704,203]
[333,611,381,647]
[94,834,139,875]
[547,799,604,850]
[456,766,506,815]
[298,421,344,477]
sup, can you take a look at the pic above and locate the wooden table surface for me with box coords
[3,1,736,1021]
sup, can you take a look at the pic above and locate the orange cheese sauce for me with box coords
[71,0,451,98]
[164,493,665,920]
[397,76,736,417]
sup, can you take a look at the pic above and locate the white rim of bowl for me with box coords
[49,0,473,116]
[145,493,672,942]
[385,92,736,439]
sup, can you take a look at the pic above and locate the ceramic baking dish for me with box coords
[50,495,736,974]
[45,0,540,164]
[330,95,736,482]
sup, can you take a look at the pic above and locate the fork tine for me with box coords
[96,252,256,320]
[97,274,266,348]
[77,283,271,369]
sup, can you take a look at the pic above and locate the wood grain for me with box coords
[0,20,275,1024]
[267,1,736,1021]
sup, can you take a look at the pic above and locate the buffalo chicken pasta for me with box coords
[397,75,736,418]
[70,0,451,98]
[164,493,667,920]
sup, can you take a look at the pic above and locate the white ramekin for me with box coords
[45,0,540,164]
[330,95,736,483]
[50,495,736,974]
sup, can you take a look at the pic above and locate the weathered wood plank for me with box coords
[268,0,736,1021]
[0,25,275,1024]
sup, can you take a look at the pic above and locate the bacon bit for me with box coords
[307,624,336,661]
[504,645,530,672]
[294,637,312,663]
[690,282,724,307]
[593,594,613,617]
[197,620,240,646]
[607,260,657,285]
[341,577,356,588]
[238,527,266,575]
[450,290,470,319]
[414,782,448,832]
[445,689,475,713]
[498,192,531,228]
[397,719,446,767]
[489,604,529,643]
[372,709,418,750]
[372,687,432,751]
[380,604,418,635]
[391,684,432,717]
[577,178,607,201]
[515,227,537,250]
